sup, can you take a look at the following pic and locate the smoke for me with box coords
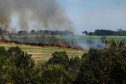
[75,37,106,50]
[0,0,73,33]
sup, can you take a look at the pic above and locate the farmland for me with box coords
[10,35,126,44]
[72,35,126,42]
[0,42,87,63]
[1,35,126,84]
[1,35,126,63]
[47,35,126,41]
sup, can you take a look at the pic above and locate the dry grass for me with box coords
[0,43,88,64]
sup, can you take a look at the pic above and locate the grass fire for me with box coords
[1,0,126,84]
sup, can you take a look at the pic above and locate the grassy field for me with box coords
[72,35,126,42]
[0,42,87,64]
[11,35,126,43]
[35,35,126,42]
[1,35,126,63]
[105,36,126,42]
[74,35,126,42]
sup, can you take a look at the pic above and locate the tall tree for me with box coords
[74,43,126,84]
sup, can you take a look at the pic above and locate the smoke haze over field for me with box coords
[0,0,73,32]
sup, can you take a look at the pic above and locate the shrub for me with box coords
[0,46,38,84]
[46,51,69,69]
[41,65,72,84]
[74,43,126,84]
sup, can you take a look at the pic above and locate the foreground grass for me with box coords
[0,43,87,64]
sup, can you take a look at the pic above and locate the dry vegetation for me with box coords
[0,43,87,63]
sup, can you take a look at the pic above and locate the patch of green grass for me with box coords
[76,36,126,42]
[106,36,126,42]
[1,35,125,63]
[12,35,126,43]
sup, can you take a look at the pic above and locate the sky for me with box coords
[57,0,126,35]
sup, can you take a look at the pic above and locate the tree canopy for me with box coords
[74,43,126,84]
[1,42,126,84]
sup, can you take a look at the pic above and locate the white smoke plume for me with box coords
[75,37,106,50]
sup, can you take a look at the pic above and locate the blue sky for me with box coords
[57,0,126,34]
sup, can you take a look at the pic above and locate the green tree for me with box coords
[8,47,37,84]
[69,56,81,71]
[101,36,106,43]
[0,47,13,83]
[69,56,81,80]
[0,46,40,84]
[0,55,12,83]
[46,51,69,69]
[8,46,35,69]
[41,65,72,84]
[74,44,126,84]
[119,41,125,51]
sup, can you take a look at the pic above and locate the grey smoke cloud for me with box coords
[0,0,73,32]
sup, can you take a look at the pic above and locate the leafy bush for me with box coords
[41,65,72,84]
[0,46,38,84]
[69,56,81,80]
[1,42,126,84]
[74,43,126,84]
[46,51,69,69]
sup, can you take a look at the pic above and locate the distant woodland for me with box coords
[83,28,126,36]
[0,29,74,36]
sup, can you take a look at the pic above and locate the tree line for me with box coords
[83,28,126,36]
[1,42,126,84]
[0,29,74,36]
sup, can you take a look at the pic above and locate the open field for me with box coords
[1,35,126,63]
[11,35,126,43]
[0,42,87,64]
[74,36,126,42]
[43,35,126,42]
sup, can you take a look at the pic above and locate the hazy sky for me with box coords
[57,0,126,34]
[5,0,126,35]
